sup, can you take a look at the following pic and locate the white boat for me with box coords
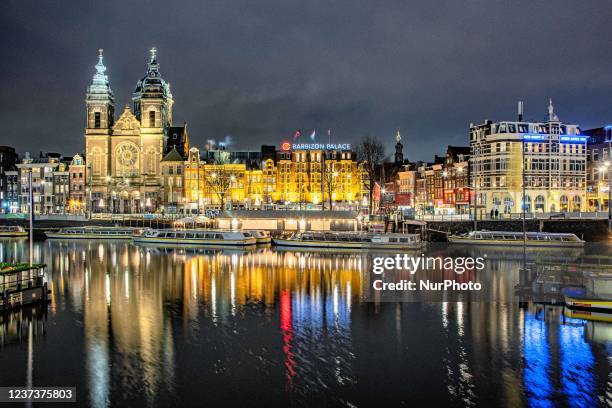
[448,230,584,248]
[242,230,271,245]
[45,226,137,240]
[0,226,27,238]
[273,231,423,250]
[133,229,256,247]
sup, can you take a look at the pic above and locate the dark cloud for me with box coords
[1,0,611,161]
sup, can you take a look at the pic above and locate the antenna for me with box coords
[518,101,524,122]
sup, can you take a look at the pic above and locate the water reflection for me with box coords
[0,239,609,406]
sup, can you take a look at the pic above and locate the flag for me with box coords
[310,130,316,141]
[293,130,302,141]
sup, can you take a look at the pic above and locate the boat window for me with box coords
[215,234,223,239]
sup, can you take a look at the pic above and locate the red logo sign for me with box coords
[281,141,291,151]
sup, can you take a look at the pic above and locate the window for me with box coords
[94,112,101,128]
[149,110,156,127]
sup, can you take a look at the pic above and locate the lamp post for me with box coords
[600,161,611,231]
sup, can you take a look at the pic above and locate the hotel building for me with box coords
[470,101,587,216]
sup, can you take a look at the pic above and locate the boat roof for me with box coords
[217,210,358,220]
[0,262,46,274]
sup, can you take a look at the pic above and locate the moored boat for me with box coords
[562,286,612,312]
[273,231,423,250]
[0,263,48,310]
[45,226,137,240]
[133,229,256,247]
[0,225,28,238]
[242,230,271,245]
[448,230,584,247]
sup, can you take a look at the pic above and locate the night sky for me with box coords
[1,0,611,161]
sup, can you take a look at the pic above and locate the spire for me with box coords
[87,48,113,98]
[396,129,401,143]
[547,98,559,122]
[150,47,157,62]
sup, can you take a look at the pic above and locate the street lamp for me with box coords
[600,161,611,231]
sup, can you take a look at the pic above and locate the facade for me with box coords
[68,154,86,214]
[584,126,612,211]
[470,101,587,216]
[4,170,19,213]
[272,146,363,209]
[52,161,70,214]
[85,48,184,213]
[0,146,18,213]
[160,147,184,213]
[16,154,60,214]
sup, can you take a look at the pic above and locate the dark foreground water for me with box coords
[0,239,610,407]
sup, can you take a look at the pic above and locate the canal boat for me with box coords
[563,286,612,312]
[0,263,48,310]
[133,229,257,247]
[273,232,423,250]
[563,271,612,312]
[45,226,138,240]
[0,226,28,238]
[448,231,584,248]
[242,230,271,245]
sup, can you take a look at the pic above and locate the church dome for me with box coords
[133,48,172,100]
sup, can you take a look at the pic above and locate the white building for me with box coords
[470,100,587,216]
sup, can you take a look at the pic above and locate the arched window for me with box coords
[572,196,581,212]
[149,110,156,127]
[94,112,101,129]
[145,147,157,175]
[91,147,103,176]
[535,195,545,212]
[523,195,532,213]
[503,196,514,214]
[560,195,569,212]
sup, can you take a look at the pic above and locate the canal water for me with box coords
[0,239,610,407]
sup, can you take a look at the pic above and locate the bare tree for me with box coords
[357,135,385,214]
[204,154,236,210]
[323,162,341,210]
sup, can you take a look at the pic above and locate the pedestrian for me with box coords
[490,209,494,219]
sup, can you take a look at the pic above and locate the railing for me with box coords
[414,211,611,222]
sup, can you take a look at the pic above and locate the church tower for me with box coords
[132,47,174,131]
[394,129,404,165]
[85,49,114,182]
[85,49,114,134]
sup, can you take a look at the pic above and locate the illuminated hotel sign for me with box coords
[281,141,351,151]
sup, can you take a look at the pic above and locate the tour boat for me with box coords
[448,230,584,247]
[242,230,272,245]
[273,231,423,250]
[563,271,612,312]
[563,287,612,312]
[133,229,257,247]
[45,226,137,240]
[0,226,28,238]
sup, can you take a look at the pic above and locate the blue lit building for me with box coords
[470,100,587,215]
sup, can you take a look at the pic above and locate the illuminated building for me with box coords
[583,126,612,211]
[16,153,60,214]
[174,144,365,212]
[85,48,185,213]
[68,154,86,214]
[470,100,587,216]
[270,144,364,209]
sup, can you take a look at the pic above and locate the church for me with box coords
[85,48,188,213]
